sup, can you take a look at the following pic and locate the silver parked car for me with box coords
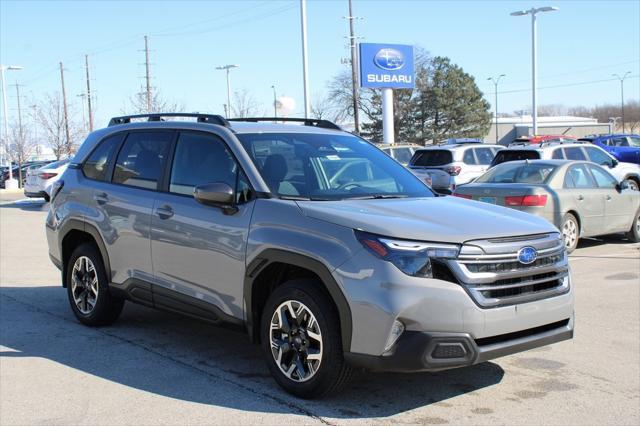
[453,160,640,252]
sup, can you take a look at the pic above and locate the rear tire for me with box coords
[261,279,353,398]
[626,210,640,243]
[66,243,124,326]
[561,213,580,253]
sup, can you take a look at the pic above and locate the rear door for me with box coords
[564,164,605,236]
[150,130,256,322]
[587,164,634,232]
[459,147,482,184]
[82,130,173,286]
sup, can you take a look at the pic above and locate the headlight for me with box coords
[355,230,460,277]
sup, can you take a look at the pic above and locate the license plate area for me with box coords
[478,196,496,204]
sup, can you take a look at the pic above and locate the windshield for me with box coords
[476,162,556,184]
[237,133,433,200]
[491,150,540,166]
[410,150,453,167]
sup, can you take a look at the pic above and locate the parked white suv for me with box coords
[409,143,502,193]
[491,143,640,191]
[376,143,420,166]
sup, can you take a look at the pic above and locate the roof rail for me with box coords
[227,117,342,130]
[108,113,230,127]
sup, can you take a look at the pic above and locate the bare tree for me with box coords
[538,104,567,116]
[567,100,640,132]
[311,94,341,121]
[231,89,263,118]
[124,88,185,114]
[5,122,36,187]
[36,93,69,160]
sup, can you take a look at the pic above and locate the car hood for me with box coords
[296,196,556,244]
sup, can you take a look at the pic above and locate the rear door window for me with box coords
[411,150,453,166]
[113,131,173,190]
[83,133,124,181]
[567,164,595,188]
[551,148,564,159]
[492,150,540,166]
[612,137,629,147]
[462,149,476,165]
[563,147,587,161]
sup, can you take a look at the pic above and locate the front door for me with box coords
[150,130,255,322]
[565,164,605,236]
[587,164,635,232]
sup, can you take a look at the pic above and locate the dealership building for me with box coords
[485,115,612,145]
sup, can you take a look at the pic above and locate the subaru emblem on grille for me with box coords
[517,246,538,264]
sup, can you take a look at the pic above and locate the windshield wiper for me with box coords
[345,194,409,200]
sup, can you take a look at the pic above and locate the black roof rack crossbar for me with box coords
[227,117,342,130]
[108,113,230,127]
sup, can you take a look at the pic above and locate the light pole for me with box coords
[271,85,278,118]
[612,71,631,133]
[488,74,505,144]
[300,0,311,118]
[511,6,558,136]
[0,64,23,187]
[216,64,238,118]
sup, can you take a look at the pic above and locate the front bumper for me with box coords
[345,317,573,372]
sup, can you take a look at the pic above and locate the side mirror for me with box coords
[611,159,619,168]
[194,182,238,215]
[616,181,629,192]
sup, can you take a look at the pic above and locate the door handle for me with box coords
[155,205,174,220]
[577,195,584,201]
[94,192,108,205]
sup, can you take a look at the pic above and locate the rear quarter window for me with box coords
[82,134,124,181]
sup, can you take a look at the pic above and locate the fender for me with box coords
[58,218,112,285]
[244,248,353,351]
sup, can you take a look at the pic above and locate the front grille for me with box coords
[447,233,570,307]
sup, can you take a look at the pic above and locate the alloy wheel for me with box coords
[71,256,99,315]
[562,219,578,249]
[269,300,323,382]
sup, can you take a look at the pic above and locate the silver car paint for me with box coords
[49,120,575,358]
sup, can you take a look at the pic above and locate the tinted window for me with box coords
[612,137,628,147]
[170,132,238,196]
[567,165,595,188]
[238,133,432,200]
[113,132,172,189]
[563,147,587,161]
[83,134,123,181]
[462,149,476,165]
[475,147,494,165]
[411,150,453,167]
[551,148,564,159]
[476,162,556,184]
[491,150,540,166]
[588,165,617,188]
[393,147,413,164]
[585,147,613,167]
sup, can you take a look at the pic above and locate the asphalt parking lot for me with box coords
[1,192,638,425]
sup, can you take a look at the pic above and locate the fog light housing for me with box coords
[384,320,405,352]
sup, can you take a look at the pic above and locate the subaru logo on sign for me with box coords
[517,246,538,265]
[374,48,405,71]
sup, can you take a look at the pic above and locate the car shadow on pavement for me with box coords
[0,285,504,419]
[575,235,635,250]
[0,198,48,212]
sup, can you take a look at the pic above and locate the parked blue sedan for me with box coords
[579,134,640,164]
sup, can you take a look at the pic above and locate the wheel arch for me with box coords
[59,219,111,287]
[244,249,352,351]
[564,210,581,233]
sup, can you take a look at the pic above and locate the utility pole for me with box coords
[77,93,87,131]
[300,0,310,118]
[271,85,278,118]
[85,54,94,131]
[346,0,360,134]
[13,83,24,187]
[612,72,631,133]
[144,35,152,113]
[216,65,238,118]
[488,74,505,144]
[59,62,71,157]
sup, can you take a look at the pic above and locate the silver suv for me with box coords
[46,113,574,398]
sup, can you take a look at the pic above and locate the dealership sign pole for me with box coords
[359,43,414,144]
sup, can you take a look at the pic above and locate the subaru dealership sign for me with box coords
[359,43,415,89]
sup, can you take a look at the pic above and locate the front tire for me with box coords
[561,213,580,253]
[624,179,639,192]
[261,279,353,398]
[626,209,640,243]
[66,243,124,326]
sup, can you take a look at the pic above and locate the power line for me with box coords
[496,74,639,95]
